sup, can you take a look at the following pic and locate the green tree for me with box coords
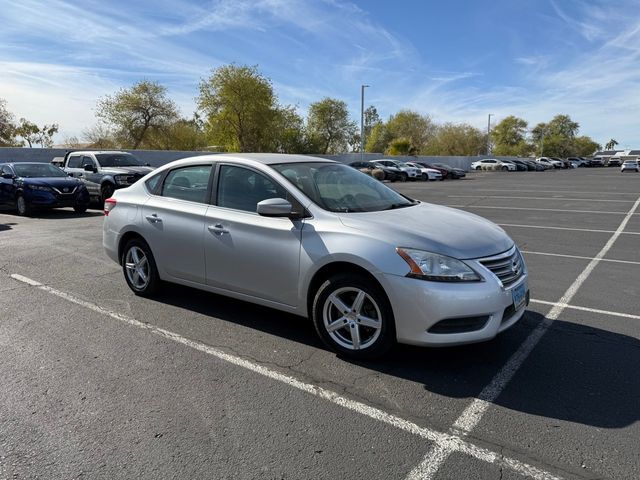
[363,105,381,143]
[269,106,308,154]
[386,137,414,156]
[605,138,618,150]
[96,80,179,149]
[145,117,208,151]
[573,136,600,156]
[386,110,435,153]
[306,97,357,154]
[82,124,119,148]
[490,115,531,156]
[0,99,21,147]
[15,119,59,148]
[365,123,392,153]
[423,123,486,156]
[531,114,580,157]
[198,64,282,152]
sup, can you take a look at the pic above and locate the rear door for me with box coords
[0,165,16,206]
[141,163,213,284]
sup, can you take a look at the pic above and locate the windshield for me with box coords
[272,162,416,213]
[13,163,67,178]
[95,153,145,167]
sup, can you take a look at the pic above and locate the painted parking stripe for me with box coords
[406,195,640,480]
[497,223,640,236]
[449,195,636,203]
[446,205,630,215]
[9,273,563,480]
[521,250,640,266]
[530,299,640,320]
[476,188,638,196]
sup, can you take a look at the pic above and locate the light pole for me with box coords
[487,114,493,156]
[360,84,369,161]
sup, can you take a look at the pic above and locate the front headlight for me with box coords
[27,184,52,191]
[114,175,132,186]
[396,247,482,282]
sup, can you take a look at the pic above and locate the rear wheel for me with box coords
[312,274,395,359]
[16,195,31,216]
[122,238,160,296]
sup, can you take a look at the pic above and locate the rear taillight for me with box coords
[104,198,117,216]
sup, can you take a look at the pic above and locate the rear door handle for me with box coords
[208,224,229,235]
[145,214,162,224]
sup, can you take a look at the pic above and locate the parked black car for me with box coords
[425,163,467,179]
[0,162,90,216]
[349,161,398,182]
[369,161,405,181]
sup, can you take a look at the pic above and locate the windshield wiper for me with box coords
[384,202,414,210]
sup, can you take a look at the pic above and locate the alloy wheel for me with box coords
[125,246,149,290]
[322,287,382,350]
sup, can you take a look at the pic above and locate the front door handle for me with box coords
[208,224,229,235]
[145,214,162,224]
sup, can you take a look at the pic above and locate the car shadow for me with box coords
[0,222,16,232]
[149,287,638,430]
[24,209,104,219]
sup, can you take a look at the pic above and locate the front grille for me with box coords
[51,186,78,195]
[479,247,525,287]
[428,315,490,334]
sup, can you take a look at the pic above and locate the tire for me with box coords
[121,238,160,296]
[16,194,31,216]
[475,166,481,171]
[399,172,408,182]
[74,205,88,213]
[501,166,508,171]
[421,173,428,181]
[312,273,395,359]
[101,183,115,204]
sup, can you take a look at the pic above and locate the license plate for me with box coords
[512,283,526,310]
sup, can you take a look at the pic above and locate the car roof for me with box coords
[68,150,131,155]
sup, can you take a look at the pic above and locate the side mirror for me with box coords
[1,173,14,180]
[84,164,96,172]
[257,198,293,218]
[67,172,74,177]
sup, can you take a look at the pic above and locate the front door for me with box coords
[204,164,302,307]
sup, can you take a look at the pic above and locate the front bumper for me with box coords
[24,188,90,208]
[382,270,529,347]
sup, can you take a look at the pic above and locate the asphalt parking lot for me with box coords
[0,167,638,479]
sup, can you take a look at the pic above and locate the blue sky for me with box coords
[1,0,639,147]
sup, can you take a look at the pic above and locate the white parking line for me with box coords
[447,205,630,215]
[406,194,640,479]
[8,273,562,480]
[449,195,635,203]
[530,299,640,320]
[476,188,638,196]
[497,223,640,236]
[521,250,640,265]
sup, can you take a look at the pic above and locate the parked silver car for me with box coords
[103,154,529,358]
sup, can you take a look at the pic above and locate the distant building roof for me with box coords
[593,150,622,156]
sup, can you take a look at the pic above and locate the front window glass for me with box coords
[161,165,212,203]
[217,165,289,213]
[67,155,82,168]
[273,162,416,213]
[95,153,144,167]
[81,156,95,167]
[13,163,67,178]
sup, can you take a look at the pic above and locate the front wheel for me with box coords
[421,173,428,181]
[16,195,31,216]
[101,183,115,204]
[74,205,88,213]
[501,166,508,171]
[312,274,395,359]
[399,172,408,182]
[122,238,160,296]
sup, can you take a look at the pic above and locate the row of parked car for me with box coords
[470,156,610,172]
[349,159,466,182]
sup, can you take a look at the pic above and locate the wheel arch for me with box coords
[305,261,388,319]
[117,230,149,265]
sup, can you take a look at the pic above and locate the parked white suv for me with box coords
[470,159,516,171]
[405,162,443,181]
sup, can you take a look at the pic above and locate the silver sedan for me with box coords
[103,154,529,359]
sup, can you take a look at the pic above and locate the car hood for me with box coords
[337,202,513,259]
[22,177,84,189]
[100,166,154,175]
